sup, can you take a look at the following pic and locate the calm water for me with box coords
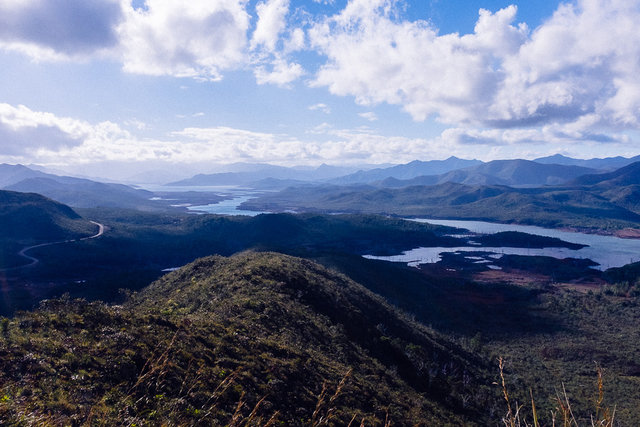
[364,219,640,270]
[187,192,266,216]
[137,184,267,216]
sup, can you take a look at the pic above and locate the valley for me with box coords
[0,156,639,424]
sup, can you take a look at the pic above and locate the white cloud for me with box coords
[251,0,290,52]
[358,112,378,121]
[1,103,635,171]
[308,103,331,114]
[0,103,140,164]
[0,103,92,155]
[254,58,304,86]
[309,1,528,124]
[249,0,306,86]
[492,0,640,129]
[309,0,640,138]
[117,0,250,80]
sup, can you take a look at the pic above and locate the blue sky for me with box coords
[0,0,639,180]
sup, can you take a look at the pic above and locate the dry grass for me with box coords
[499,357,616,427]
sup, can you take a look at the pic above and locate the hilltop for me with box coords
[0,252,493,425]
[0,190,94,242]
[0,190,96,269]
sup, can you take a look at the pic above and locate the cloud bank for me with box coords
[0,102,634,172]
[309,0,640,134]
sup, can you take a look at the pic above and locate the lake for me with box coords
[186,191,266,216]
[138,184,267,216]
[364,219,640,270]
[139,185,640,269]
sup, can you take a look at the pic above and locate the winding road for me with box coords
[0,220,105,272]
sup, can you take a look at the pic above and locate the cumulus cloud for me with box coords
[118,0,250,80]
[251,0,290,52]
[0,103,88,155]
[0,103,139,164]
[493,0,640,129]
[0,0,251,80]
[309,0,528,123]
[250,0,305,86]
[254,58,304,86]
[308,0,640,136]
[0,0,123,59]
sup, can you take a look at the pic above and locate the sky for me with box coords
[0,0,639,180]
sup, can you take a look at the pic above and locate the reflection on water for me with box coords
[187,192,266,216]
[136,184,267,216]
[364,218,640,270]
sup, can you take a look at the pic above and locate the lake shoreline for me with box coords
[404,216,640,240]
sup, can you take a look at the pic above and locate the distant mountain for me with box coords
[0,252,488,425]
[4,176,155,209]
[330,156,482,184]
[445,159,598,186]
[124,169,190,184]
[571,160,640,187]
[246,177,311,190]
[0,163,168,210]
[242,180,640,231]
[533,154,640,170]
[379,159,599,187]
[0,163,50,187]
[0,190,95,243]
[168,163,360,186]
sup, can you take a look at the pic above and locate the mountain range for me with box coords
[328,156,483,184]
[378,159,598,187]
[242,160,640,232]
[168,154,640,188]
[533,153,640,170]
[168,163,360,186]
[1,153,639,216]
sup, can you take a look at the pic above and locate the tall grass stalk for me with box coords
[499,358,616,427]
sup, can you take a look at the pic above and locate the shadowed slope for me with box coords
[0,252,493,425]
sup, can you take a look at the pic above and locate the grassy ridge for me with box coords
[0,252,493,425]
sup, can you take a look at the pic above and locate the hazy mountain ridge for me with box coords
[329,157,483,184]
[168,163,360,186]
[0,164,158,210]
[571,160,640,187]
[534,153,640,170]
[167,155,631,189]
[242,161,640,232]
[5,177,155,209]
[378,159,599,188]
[0,163,50,188]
